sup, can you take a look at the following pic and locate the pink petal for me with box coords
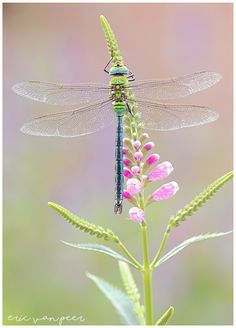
[152,181,179,201]
[146,154,160,165]
[129,207,145,223]
[148,161,173,181]
[123,168,133,178]
[127,178,142,195]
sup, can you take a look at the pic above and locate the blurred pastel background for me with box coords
[3,3,233,325]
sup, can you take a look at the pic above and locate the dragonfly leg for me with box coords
[104,58,113,74]
[114,202,122,214]
[127,102,135,118]
[127,71,135,81]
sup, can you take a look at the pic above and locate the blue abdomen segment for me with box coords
[114,112,124,214]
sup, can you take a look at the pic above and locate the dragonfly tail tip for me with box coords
[114,203,122,215]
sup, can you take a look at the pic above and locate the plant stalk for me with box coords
[141,221,153,325]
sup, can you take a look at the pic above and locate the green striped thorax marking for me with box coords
[110,64,129,116]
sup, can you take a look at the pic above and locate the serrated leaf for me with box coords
[155,231,232,268]
[155,306,174,325]
[61,242,135,267]
[48,202,119,242]
[169,171,233,228]
[87,272,140,325]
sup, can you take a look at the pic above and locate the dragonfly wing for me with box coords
[12,81,110,106]
[130,71,222,100]
[135,98,219,131]
[21,99,114,137]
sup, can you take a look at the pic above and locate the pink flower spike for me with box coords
[123,190,132,200]
[122,147,129,155]
[127,178,142,196]
[146,154,160,165]
[143,142,155,151]
[131,166,140,176]
[134,151,143,163]
[133,140,141,150]
[123,168,133,179]
[123,157,132,167]
[148,161,174,181]
[129,207,145,223]
[152,181,179,201]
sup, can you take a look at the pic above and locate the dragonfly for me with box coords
[12,62,221,214]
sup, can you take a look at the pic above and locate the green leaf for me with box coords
[48,202,119,243]
[61,242,135,267]
[86,272,140,325]
[155,306,174,325]
[119,261,145,324]
[155,231,232,268]
[169,171,233,228]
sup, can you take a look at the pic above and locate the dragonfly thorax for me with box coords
[109,64,129,76]
[111,82,127,103]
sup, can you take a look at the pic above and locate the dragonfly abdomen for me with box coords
[114,103,125,214]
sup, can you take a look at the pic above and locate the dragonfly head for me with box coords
[109,64,129,76]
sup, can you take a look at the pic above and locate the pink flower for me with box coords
[133,140,141,150]
[134,151,143,163]
[148,161,173,181]
[152,181,179,201]
[123,190,132,200]
[129,207,145,223]
[123,157,132,167]
[123,168,133,179]
[146,154,160,165]
[127,178,142,196]
[143,142,155,151]
[131,166,140,176]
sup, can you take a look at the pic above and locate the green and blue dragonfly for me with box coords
[12,63,221,214]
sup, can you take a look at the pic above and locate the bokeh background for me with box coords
[3,3,233,325]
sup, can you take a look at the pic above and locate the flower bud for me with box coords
[129,207,145,223]
[123,157,132,167]
[133,140,141,150]
[146,154,160,165]
[122,147,129,155]
[151,181,179,201]
[131,166,140,176]
[127,178,142,195]
[123,168,133,179]
[123,138,133,150]
[143,142,155,151]
[140,132,150,143]
[123,190,132,200]
[134,151,143,163]
[148,161,173,181]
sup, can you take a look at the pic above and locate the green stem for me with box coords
[141,221,153,325]
[117,239,142,270]
[151,224,171,269]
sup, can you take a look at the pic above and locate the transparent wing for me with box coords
[130,71,222,100]
[12,81,110,106]
[21,99,114,137]
[135,98,219,131]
